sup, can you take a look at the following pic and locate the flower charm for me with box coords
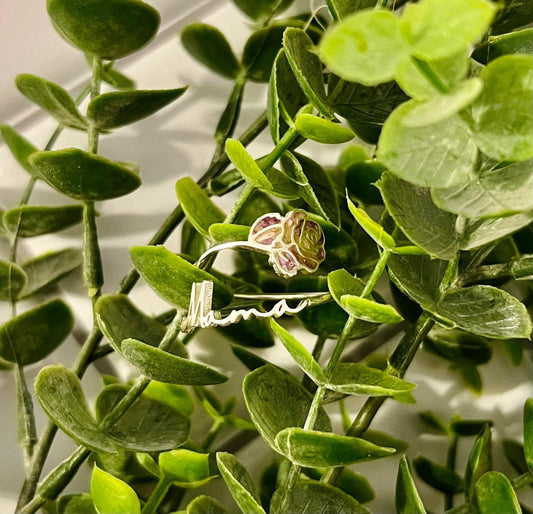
[249,210,326,278]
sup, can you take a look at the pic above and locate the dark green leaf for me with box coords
[19,248,82,298]
[0,124,39,175]
[35,365,118,453]
[525,398,533,473]
[346,160,385,205]
[425,326,492,365]
[413,455,464,494]
[3,205,84,237]
[187,495,228,514]
[294,114,354,144]
[216,317,274,348]
[233,0,293,21]
[451,419,493,437]
[30,149,140,201]
[326,0,371,20]
[87,88,187,129]
[47,0,160,60]
[91,466,140,514]
[101,66,135,90]
[0,300,73,365]
[418,411,449,436]
[473,471,521,514]
[362,430,409,453]
[502,440,528,475]
[130,246,233,310]
[243,365,331,452]
[15,74,87,129]
[121,338,228,385]
[217,452,265,514]
[231,345,272,372]
[95,384,190,451]
[473,29,533,64]
[464,424,492,501]
[57,494,96,514]
[225,139,273,190]
[181,23,240,80]
[396,456,426,514]
[503,339,524,367]
[181,220,206,261]
[0,260,27,302]
[492,0,533,34]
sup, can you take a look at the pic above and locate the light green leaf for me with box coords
[270,320,325,384]
[47,0,160,60]
[466,55,533,161]
[473,29,533,64]
[225,139,273,190]
[87,88,187,129]
[276,428,395,467]
[400,0,495,61]
[283,28,331,118]
[36,365,118,453]
[396,456,427,514]
[91,465,140,514]
[243,365,331,452]
[16,74,87,129]
[95,384,190,451]
[208,223,250,244]
[130,245,233,310]
[143,381,194,417]
[432,159,533,218]
[363,430,409,453]
[121,338,228,385]
[181,23,240,80]
[524,398,533,473]
[320,10,409,86]
[186,495,228,514]
[0,260,27,302]
[377,101,476,188]
[19,248,82,299]
[473,471,521,514]
[347,197,395,250]
[136,453,160,477]
[0,300,73,365]
[326,362,415,397]
[0,124,39,175]
[3,205,84,237]
[271,480,370,514]
[294,114,354,144]
[176,177,225,237]
[340,295,403,324]
[217,453,265,514]
[29,149,140,201]
[160,449,212,487]
[464,424,492,501]
[57,494,97,514]
[413,455,464,494]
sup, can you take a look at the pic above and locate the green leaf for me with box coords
[525,398,533,473]
[438,286,532,339]
[326,362,415,397]
[283,28,331,118]
[3,205,84,237]
[30,149,140,201]
[377,101,476,188]
[130,246,232,310]
[143,381,194,417]
[136,452,160,477]
[209,223,250,244]
[400,0,495,61]
[101,66,135,90]
[187,495,228,514]
[243,365,331,452]
[502,440,528,475]
[362,430,409,453]
[15,74,87,129]
[473,29,533,64]
[419,411,449,435]
[451,419,493,437]
[425,327,491,365]
[466,55,533,161]
[347,198,395,250]
[396,456,426,514]
[35,365,118,453]
[432,159,533,218]
[269,320,325,383]
[320,10,409,86]
[181,220,206,261]
[95,294,186,356]
[87,88,187,129]
[47,0,160,60]
[457,364,483,394]
[121,338,227,385]
[271,480,370,514]
[0,300,73,365]
[276,428,395,467]
[492,0,533,34]
[57,494,97,514]
[95,384,190,451]
[464,424,492,501]
[18,248,82,299]
[326,0,368,20]
[330,468,375,504]
[294,114,354,144]
[159,449,212,487]
[217,453,265,514]
[346,159,385,205]
[225,139,273,190]
[176,177,225,237]
[340,295,403,324]
[473,471,521,514]
[0,124,39,175]
[233,0,293,21]
[0,260,27,302]
[413,455,463,494]
[91,465,140,514]
[181,23,240,80]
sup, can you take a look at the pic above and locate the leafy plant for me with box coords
[1,0,532,513]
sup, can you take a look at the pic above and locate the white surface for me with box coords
[1,1,532,513]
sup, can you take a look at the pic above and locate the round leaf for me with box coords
[473,471,521,514]
[91,466,140,514]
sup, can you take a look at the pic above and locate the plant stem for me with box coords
[141,477,171,514]
[201,419,224,451]
[445,434,459,510]
[302,334,327,392]
[459,255,533,285]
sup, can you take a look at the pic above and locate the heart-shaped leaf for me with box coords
[0,124,39,175]
[91,466,140,514]
[87,88,187,129]
[47,0,160,60]
[294,114,354,144]
[30,149,141,201]
[15,74,87,130]
[3,205,84,237]
[396,456,427,514]
[473,471,521,514]
[0,260,27,302]
[0,300,73,365]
